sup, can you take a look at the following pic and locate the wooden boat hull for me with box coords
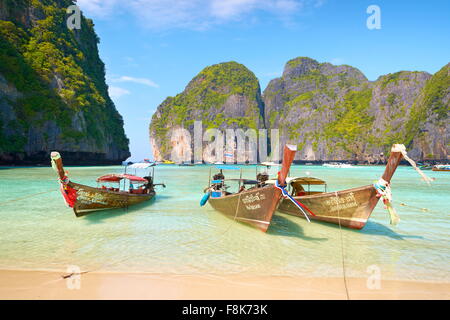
[206,144,297,232]
[277,144,408,229]
[278,185,380,229]
[68,182,155,217]
[432,168,450,171]
[208,186,280,232]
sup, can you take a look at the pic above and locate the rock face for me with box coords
[0,0,129,165]
[264,57,373,161]
[264,58,449,162]
[150,61,264,162]
[150,57,449,163]
[366,71,432,160]
[407,64,450,160]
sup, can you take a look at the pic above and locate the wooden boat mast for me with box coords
[278,144,297,186]
[50,152,66,181]
[381,145,404,183]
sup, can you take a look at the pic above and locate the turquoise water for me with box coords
[0,165,449,282]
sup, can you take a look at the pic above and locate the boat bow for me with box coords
[375,144,433,225]
[51,152,77,208]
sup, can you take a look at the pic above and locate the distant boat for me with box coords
[323,163,353,168]
[432,164,450,171]
[162,160,175,164]
[200,145,297,232]
[50,152,165,217]
[276,144,418,229]
[179,162,195,166]
[418,164,433,170]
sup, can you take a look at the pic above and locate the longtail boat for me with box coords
[276,144,431,229]
[200,144,297,232]
[50,152,165,217]
[432,164,450,172]
[418,163,433,170]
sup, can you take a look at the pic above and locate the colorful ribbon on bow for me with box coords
[274,180,316,222]
[58,175,77,208]
[374,178,400,225]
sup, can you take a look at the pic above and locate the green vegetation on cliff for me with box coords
[150,55,448,162]
[262,56,448,160]
[0,0,128,156]
[324,88,374,155]
[403,64,450,146]
[150,62,262,156]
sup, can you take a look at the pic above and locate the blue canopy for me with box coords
[215,165,241,171]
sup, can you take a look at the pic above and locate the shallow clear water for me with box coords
[0,165,449,282]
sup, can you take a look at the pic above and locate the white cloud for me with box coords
[76,0,119,18]
[129,0,210,30]
[110,76,159,88]
[330,58,344,65]
[209,0,301,20]
[108,86,130,99]
[210,0,259,20]
[76,0,322,30]
[313,0,326,8]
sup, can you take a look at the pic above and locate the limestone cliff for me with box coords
[406,64,450,160]
[150,61,264,162]
[150,57,449,163]
[263,57,448,162]
[264,57,372,161]
[0,0,130,164]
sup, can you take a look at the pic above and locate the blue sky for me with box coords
[76,0,450,161]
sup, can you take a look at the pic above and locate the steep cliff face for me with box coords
[407,64,450,160]
[264,57,448,162]
[264,57,372,161]
[150,61,264,161]
[0,0,130,164]
[365,71,432,159]
[150,57,448,163]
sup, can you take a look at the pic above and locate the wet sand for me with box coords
[0,270,448,300]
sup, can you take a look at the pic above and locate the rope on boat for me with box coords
[392,144,433,185]
[335,191,350,300]
[0,189,57,206]
[216,191,244,235]
[374,179,400,225]
[371,145,434,226]
[178,190,244,248]
[399,202,437,213]
[274,180,315,222]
